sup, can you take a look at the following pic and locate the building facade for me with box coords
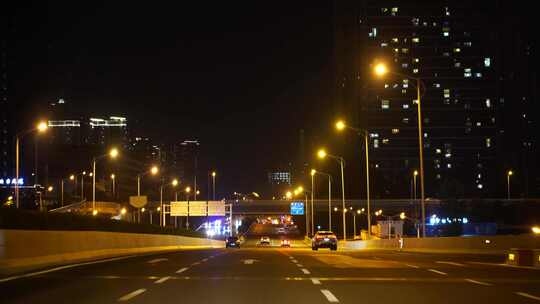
[335,1,503,198]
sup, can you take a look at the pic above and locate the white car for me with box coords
[259,236,271,245]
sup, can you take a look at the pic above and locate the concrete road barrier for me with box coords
[0,229,224,275]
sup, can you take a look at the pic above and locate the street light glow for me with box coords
[110,173,115,179]
[92,210,98,216]
[296,186,303,193]
[185,186,191,193]
[47,186,53,192]
[109,148,119,158]
[151,166,159,175]
[172,179,179,186]
[507,170,513,176]
[37,121,48,132]
[374,63,387,76]
[317,149,327,159]
[400,212,406,220]
[69,174,75,180]
[211,171,216,177]
[532,226,540,234]
[414,170,418,176]
[335,120,346,131]
[311,169,316,176]
[120,208,127,215]
[285,191,292,199]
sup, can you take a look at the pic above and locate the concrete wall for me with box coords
[0,229,223,275]
[340,235,540,254]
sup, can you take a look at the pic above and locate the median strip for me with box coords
[320,289,340,303]
[118,288,146,302]
[427,269,448,276]
[516,292,540,301]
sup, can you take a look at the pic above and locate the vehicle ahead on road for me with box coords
[312,231,337,251]
[225,236,240,248]
[259,236,271,246]
[276,227,286,234]
[280,239,291,247]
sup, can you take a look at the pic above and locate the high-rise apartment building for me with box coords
[335,1,502,197]
[1,19,12,179]
[172,140,200,186]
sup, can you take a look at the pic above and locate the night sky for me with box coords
[10,2,336,193]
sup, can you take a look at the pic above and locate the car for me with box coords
[312,231,337,251]
[225,236,240,248]
[280,239,291,247]
[276,227,286,234]
[259,236,271,245]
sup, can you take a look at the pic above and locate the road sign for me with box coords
[189,201,207,216]
[290,201,304,215]
[129,195,147,208]
[207,201,225,216]
[170,201,188,216]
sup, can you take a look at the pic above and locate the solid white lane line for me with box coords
[0,255,138,283]
[118,289,146,301]
[436,261,465,267]
[405,264,420,269]
[320,289,340,303]
[147,258,168,264]
[154,276,171,284]
[311,278,321,285]
[465,279,492,286]
[176,267,189,274]
[516,292,540,301]
[428,269,448,276]
[301,268,311,274]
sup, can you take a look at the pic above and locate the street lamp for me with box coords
[374,62,427,237]
[335,119,372,239]
[211,171,217,200]
[160,178,179,227]
[285,191,292,199]
[137,165,159,196]
[15,121,48,208]
[312,169,333,231]
[92,148,119,212]
[185,186,192,228]
[317,148,347,241]
[507,170,513,199]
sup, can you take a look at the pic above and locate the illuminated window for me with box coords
[413,58,419,63]
[443,89,451,98]
[413,68,419,74]
[402,118,409,124]
[401,48,409,53]
[392,128,400,134]
[486,138,491,148]
[381,42,388,47]
[476,122,482,127]
[369,28,377,37]
[369,133,379,138]
[391,7,399,15]
[412,18,420,26]
[447,163,452,168]
[442,27,450,36]
[436,148,442,154]
[381,100,390,109]
[475,72,482,78]
[412,37,420,43]
[454,48,461,53]
[464,72,472,78]
[392,37,399,43]
[464,42,472,47]
[454,62,461,68]
[402,63,409,68]
[382,138,389,144]
[443,52,450,57]
[373,139,379,148]
[484,58,491,67]
[403,104,409,109]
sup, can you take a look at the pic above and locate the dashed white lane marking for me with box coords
[147,258,168,264]
[202,258,209,262]
[436,261,465,267]
[289,256,294,259]
[296,264,304,267]
[516,292,540,301]
[311,278,321,285]
[465,279,492,286]
[291,259,298,263]
[405,264,420,269]
[176,267,189,274]
[301,268,311,274]
[154,276,171,284]
[428,269,448,276]
[118,288,146,301]
[372,256,381,260]
[192,262,201,266]
[320,289,340,303]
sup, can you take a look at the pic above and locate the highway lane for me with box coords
[1,245,540,303]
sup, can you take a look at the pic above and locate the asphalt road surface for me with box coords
[1,242,540,303]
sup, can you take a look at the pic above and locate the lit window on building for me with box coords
[392,37,399,43]
[454,62,461,67]
[374,139,379,148]
[413,68,419,74]
[436,174,441,179]
[392,128,400,134]
[369,28,377,37]
[381,7,388,13]
[445,152,452,158]
[412,37,420,43]
[484,57,491,67]
[485,99,491,108]
[384,83,389,88]
[424,132,428,138]
[475,72,482,78]
[402,118,409,124]
[381,100,390,109]
[443,52,450,57]
[369,133,379,138]
[413,58,419,63]
[443,89,451,98]
[486,138,491,147]
[403,104,409,109]
[464,42,472,47]
[454,48,461,53]
[433,83,441,88]
[412,18,419,26]
[413,99,418,104]
[402,48,409,53]
[447,163,452,168]
[381,42,388,47]
[391,7,399,15]
[464,72,472,78]
[445,7,451,16]
[401,63,409,68]
[476,122,482,127]
[382,138,389,144]
[442,27,450,36]
[477,184,483,189]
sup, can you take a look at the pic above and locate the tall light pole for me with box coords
[310,170,315,234]
[317,149,347,241]
[185,186,191,228]
[60,178,64,206]
[15,121,48,208]
[110,174,116,198]
[159,178,178,227]
[335,120,372,239]
[211,171,217,200]
[137,165,159,196]
[507,170,513,199]
[413,170,419,237]
[374,62,426,237]
[312,170,333,231]
[92,148,119,212]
